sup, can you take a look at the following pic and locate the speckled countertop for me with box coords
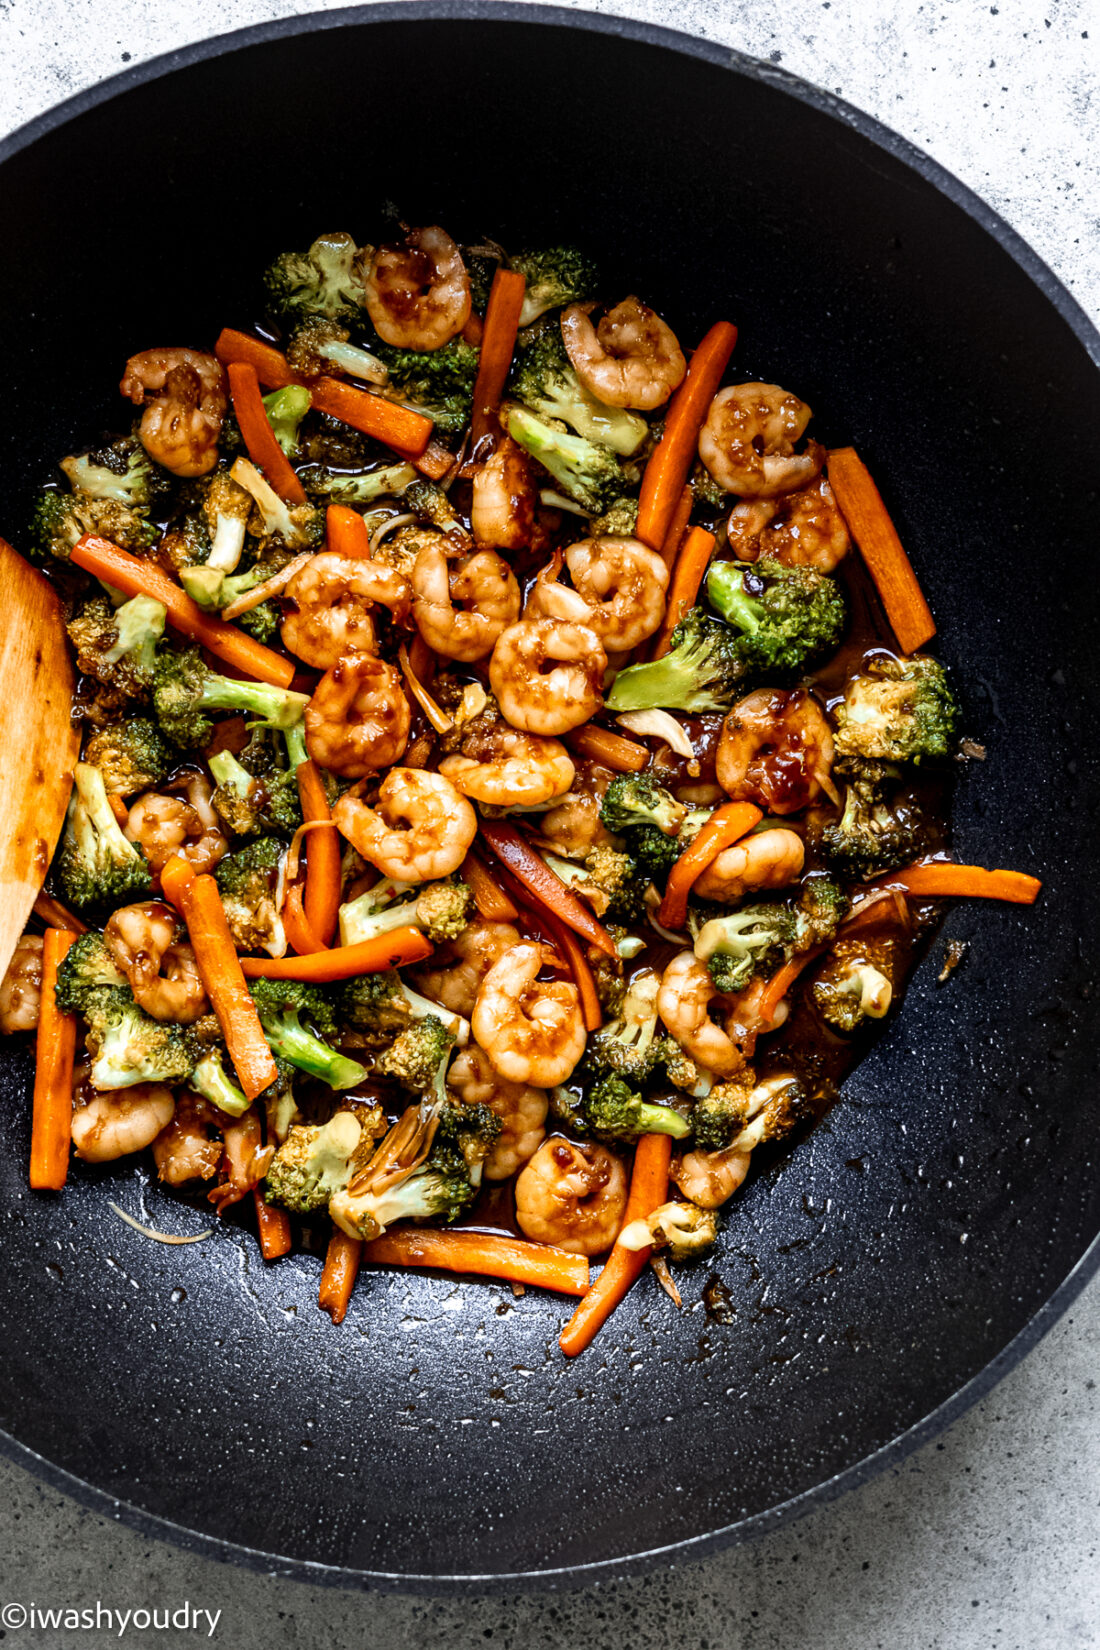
[0,3,1097,1646]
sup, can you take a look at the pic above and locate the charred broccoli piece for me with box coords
[328,1102,491,1241]
[599,773,686,837]
[263,230,366,324]
[510,246,599,326]
[510,319,647,456]
[82,718,175,797]
[625,808,711,885]
[67,595,166,701]
[214,837,286,956]
[705,558,847,677]
[585,971,665,1085]
[229,457,325,554]
[56,763,152,911]
[374,338,480,439]
[833,655,958,764]
[61,435,172,513]
[249,978,367,1091]
[606,607,749,714]
[693,904,800,995]
[151,647,308,749]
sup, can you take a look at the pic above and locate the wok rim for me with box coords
[1,0,1097,1593]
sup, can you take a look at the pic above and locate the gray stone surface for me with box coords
[0,1,1098,1645]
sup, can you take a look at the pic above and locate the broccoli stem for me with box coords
[260,1017,367,1091]
[705,563,762,634]
[637,1102,692,1139]
[283,720,308,769]
[191,1050,251,1118]
[200,675,309,731]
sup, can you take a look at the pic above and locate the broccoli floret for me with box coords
[56,762,152,911]
[236,600,280,645]
[338,876,473,949]
[61,436,171,512]
[432,1096,501,1177]
[582,845,645,924]
[249,978,367,1090]
[229,457,324,554]
[606,607,749,714]
[190,1045,251,1119]
[833,656,959,764]
[297,460,418,506]
[692,1073,808,1153]
[510,320,647,456]
[618,1199,719,1262]
[403,479,468,538]
[263,1112,363,1213]
[585,970,665,1085]
[599,773,686,837]
[690,1071,757,1151]
[374,338,480,440]
[82,718,175,796]
[263,230,365,324]
[694,904,801,995]
[588,495,640,538]
[510,246,599,326]
[705,558,847,678]
[54,929,127,1014]
[811,935,899,1033]
[501,401,631,515]
[28,487,158,564]
[80,985,197,1089]
[152,646,309,749]
[209,731,305,838]
[286,317,387,384]
[560,1073,690,1142]
[261,386,313,457]
[797,875,851,942]
[214,837,286,956]
[208,749,268,837]
[329,1095,498,1239]
[373,1015,457,1101]
[67,594,167,701]
[176,470,255,607]
[690,459,730,513]
[820,778,923,878]
[339,967,469,1046]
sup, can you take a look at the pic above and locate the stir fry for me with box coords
[4,223,1040,1355]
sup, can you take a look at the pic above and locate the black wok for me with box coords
[1,4,1098,1591]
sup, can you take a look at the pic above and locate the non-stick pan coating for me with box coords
[0,5,1098,1589]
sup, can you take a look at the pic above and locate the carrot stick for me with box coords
[415,439,457,482]
[636,321,738,551]
[826,447,936,654]
[283,883,326,955]
[539,909,602,1032]
[755,946,826,1029]
[362,1227,590,1296]
[160,856,278,1100]
[659,801,763,930]
[296,761,341,946]
[559,1133,673,1356]
[228,361,307,505]
[565,724,649,774]
[462,848,520,922]
[240,927,433,981]
[470,267,527,448]
[309,377,432,459]
[872,861,1042,904]
[325,504,371,558]
[478,819,617,957]
[70,536,295,689]
[318,1227,362,1323]
[33,893,87,935]
[650,527,716,661]
[253,1187,292,1260]
[658,482,695,571]
[215,327,300,390]
[30,927,78,1191]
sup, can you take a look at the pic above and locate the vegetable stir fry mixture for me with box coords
[5,223,1040,1355]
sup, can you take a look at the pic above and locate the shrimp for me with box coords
[489,617,606,736]
[152,1091,222,1185]
[699,383,823,499]
[209,1108,272,1214]
[120,347,227,477]
[333,767,476,883]
[693,827,805,903]
[71,1083,175,1163]
[104,901,209,1024]
[716,687,836,815]
[472,942,587,1086]
[440,726,574,808]
[304,655,410,778]
[536,761,618,859]
[672,1145,751,1209]
[657,952,747,1078]
[471,437,539,552]
[514,1138,628,1256]
[726,474,850,572]
[0,934,43,1034]
[280,553,411,671]
[125,772,228,875]
[561,296,686,410]
[414,920,522,1019]
[563,536,669,651]
[411,542,520,662]
[447,1044,548,1180]
[361,225,471,350]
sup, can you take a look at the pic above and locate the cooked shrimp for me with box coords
[414,920,522,1019]
[563,536,669,651]
[440,725,574,808]
[125,772,228,875]
[561,296,686,410]
[333,767,476,883]
[489,617,606,736]
[536,761,618,859]
[104,901,209,1024]
[693,827,805,903]
[411,543,520,662]
[716,687,836,815]
[657,952,747,1078]
[120,347,227,477]
[71,1083,175,1163]
[514,1138,628,1256]
[209,1108,272,1214]
[447,1044,548,1180]
[152,1091,222,1185]
[726,474,850,572]
[305,655,410,778]
[0,935,43,1034]
[471,437,539,551]
[699,383,823,499]
[280,553,411,671]
[361,225,471,350]
[672,1145,751,1209]
[472,942,587,1087]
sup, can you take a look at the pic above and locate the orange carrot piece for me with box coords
[319,1227,362,1323]
[228,361,307,504]
[636,321,738,551]
[70,536,295,689]
[565,724,649,774]
[478,819,617,957]
[559,1133,673,1355]
[874,861,1042,904]
[215,328,300,390]
[363,1227,590,1297]
[308,377,432,458]
[462,848,520,922]
[755,946,827,1029]
[826,447,936,654]
[650,527,717,661]
[33,893,86,935]
[282,883,327,955]
[107,794,129,828]
[659,801,763,930]
[539,909,603,1032]
[30,927,79,1191]
[160,856,278,1100]
[470,268,527,448]
[253,1187,292,1260]
[240,927,433,981]
[325,504,371,558]
[414,438,457,482]
[296,761,341,946]
[657,482,695,571]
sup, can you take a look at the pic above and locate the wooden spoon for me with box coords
[0,536,79,976]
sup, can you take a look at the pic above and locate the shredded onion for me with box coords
[369,511,416,555]
[650,1254,683,1306]
[220,552,312,621]
[616,709,694,758]
[108,1202,212,1245]
[398,643,453,735]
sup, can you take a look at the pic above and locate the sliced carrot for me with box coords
[282,883,327,955]
[296,761,341,946]
[659,801,763,930]
[215,328,300,390]
[755,946,827,1029]
[33,893,87,935]
[470,267,527,449]
[161,856,278,1100]
[462,848,520,922]
[559,1133,673,1356]
[363,1227,590,1297]
[240,927,433,981]
[309,377,432,459]
[658,482,695,571]
[325,504,371,558]
[478,819,617,957]
[70,536,295,689]
[650,526,716,661]
[873,861,1042,904]
[827,447,936,654]
[565,724,649,774]
[30,927,79,1191]
[107,794,129,828]
[539,908,603,1032]
[253,1187,292,1260]
[227,361,307,504]
[636,321,738,551]
[318,1227,362,1324]
[414,438,457,482]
